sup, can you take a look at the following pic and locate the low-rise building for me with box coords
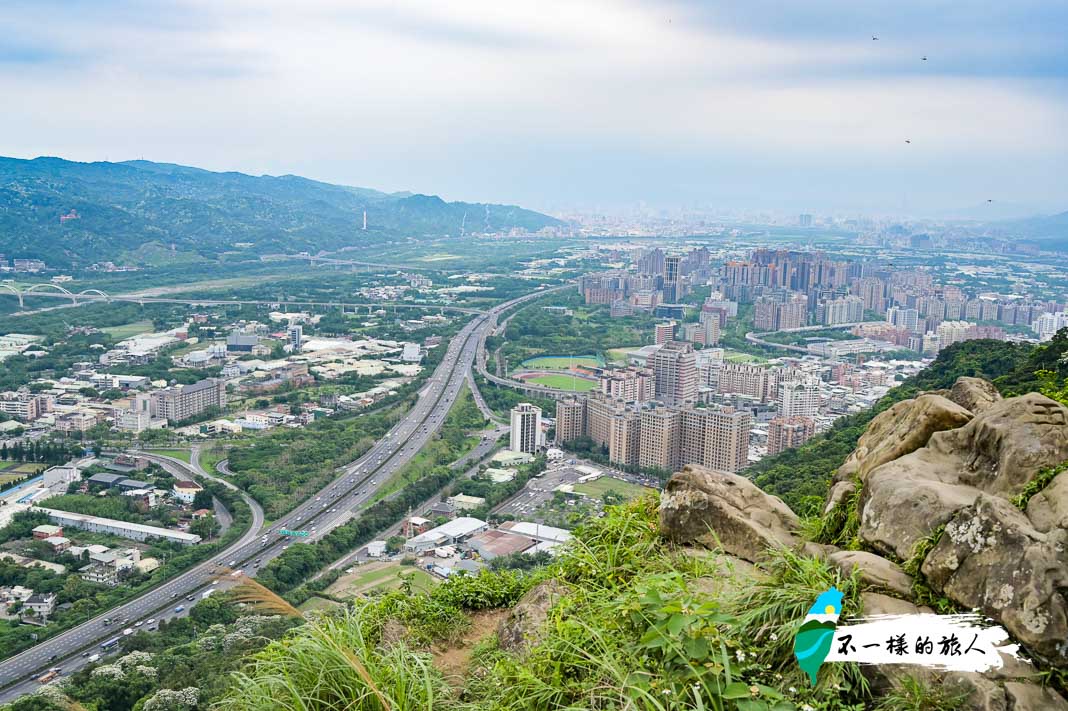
[466,529,537,560]
[404,517,488,553]
[172,480,204,504]
[32,508,202,545]
[445,494,486,511]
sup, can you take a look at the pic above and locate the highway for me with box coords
[0,285,562,700]
[0,288,484,315]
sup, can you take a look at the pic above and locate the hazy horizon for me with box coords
[1,1,1066,217]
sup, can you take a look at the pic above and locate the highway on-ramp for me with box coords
[0,285,562,701]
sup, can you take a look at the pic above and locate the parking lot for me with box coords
[492,457,658,521]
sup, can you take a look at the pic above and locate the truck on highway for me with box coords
[36,670,59,684]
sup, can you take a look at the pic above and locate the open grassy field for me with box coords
[297,596,343,613]
[520,354,604,370]
[605,346,641,365]
[0,462,46,474]
[571,476,653,501]
[525,374,598,391]
[723,350,768,364]
[151,449,192,463]
[325,562,437,598]
[101,320,156,339]
[0,473,25,487]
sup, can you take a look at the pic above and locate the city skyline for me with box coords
[0,1,1066,216]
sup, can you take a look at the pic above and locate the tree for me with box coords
[190,515,220,540]
[192,489,214,510]
[385,535,405,554]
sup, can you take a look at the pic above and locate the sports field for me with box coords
[723,350,768,364]
[526,374,598,391]
[102,320,156,339]
[326,562,437,598]
[520,354,604,369]
[572,476,653,500]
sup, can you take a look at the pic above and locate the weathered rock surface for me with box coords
[1025,468,1068,533]
[860,592,929,616]
[860,472,980,559]
[921,494,1068,665]
[658,466,799,562]
[939,393,1068,497]
[1002,681,1068,710]
[827,550,913,598]
[859,393,1068,558]
[949,376,1003,414]
[497,579,569,654]
[836,394,973,482]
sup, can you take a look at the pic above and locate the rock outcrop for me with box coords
[836,393,973,482]
[827,550,913,598]
[841,380,1068,669]
[950,376,1003,414]
[859,392,1068,559]
[921,494,1068,663]
[658,466,799,562]
[497,579,569,654]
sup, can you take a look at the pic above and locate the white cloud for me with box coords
[0,0,1065,211]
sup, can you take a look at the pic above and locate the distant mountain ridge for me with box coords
[0,156,563,267]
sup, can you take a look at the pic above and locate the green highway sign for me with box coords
[279,529,311,537]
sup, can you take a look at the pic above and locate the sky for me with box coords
[1,0,1066,217]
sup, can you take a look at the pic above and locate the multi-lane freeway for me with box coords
[0,284,564,701]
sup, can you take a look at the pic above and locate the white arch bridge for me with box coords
[0,283,112,308]
[0,283,484,315]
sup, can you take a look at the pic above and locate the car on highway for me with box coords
[122,628,134,636]
[174,606,184,613]
[134,620,144,627]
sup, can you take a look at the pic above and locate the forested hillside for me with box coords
[0,157,562,266]
[746,336,1056,513]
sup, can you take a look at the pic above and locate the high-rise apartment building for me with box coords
[718,362,781,403]
[778,379,820,418]
[887,306,920,333]
[654,322,676,345]
[854,276,886,314]
[557,392,750,473]
[509,403,543,453]
[598,367,654,403]
[639,407,680,471]
[767,416,816,455]
[554,398,586,445]
[651,341,697,406]
[821,296,864,326]
[288,325,303,351]
[155,378,227,423]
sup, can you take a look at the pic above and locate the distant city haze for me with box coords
[1,0,1066,216]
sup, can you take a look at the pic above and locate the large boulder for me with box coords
[860,469,980,560]
[949,376,1003,414]
[827,550,913,598]
[1025,468,1068,533]
[936,393,1068,498]
[497,579,569,654]
[859,393,1068,558]
[836,394,973,482]
[658,466,799,562]
[1003,682,1068,710]
[921,494,1068,665]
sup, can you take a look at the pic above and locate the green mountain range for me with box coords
[0,157,563,267]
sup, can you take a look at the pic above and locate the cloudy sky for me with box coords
[1,0,1066,216]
